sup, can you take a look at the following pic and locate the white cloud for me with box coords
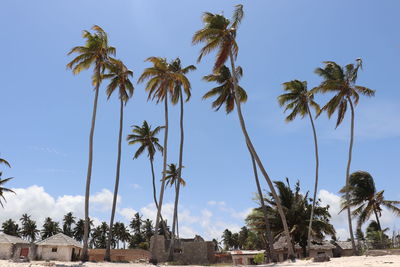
[118,208,138,221]
[0,186,114,226]
[318,189,400,240]
[131,184,142,189]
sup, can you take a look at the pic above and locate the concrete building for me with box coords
[0,233,34,260]
[231,250,264,265]
[36,233,82,261]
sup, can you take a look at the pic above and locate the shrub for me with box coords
[253,253,265,264]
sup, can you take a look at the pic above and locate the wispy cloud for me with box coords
[28,146,68,157]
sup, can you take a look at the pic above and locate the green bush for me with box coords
[253,253,265,264]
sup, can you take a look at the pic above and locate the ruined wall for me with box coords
[0,244,12,259]
[88,249,151,262]
[309,249,333,258]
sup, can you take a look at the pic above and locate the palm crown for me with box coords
[127,121,164,161]
[164,163,186,187]
[138,57,191,103]
[340,171,400,228]
[203,65,247,113]
[168,58,196,104]
[192,5,243,71]
[278,80,320,122]
[313,59,375,127]
[66,25,116,84]
[103,58,134,103]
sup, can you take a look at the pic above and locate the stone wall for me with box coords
[309,249,333,258]
[88,249,151,262]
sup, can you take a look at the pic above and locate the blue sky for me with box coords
[1,0,400,240]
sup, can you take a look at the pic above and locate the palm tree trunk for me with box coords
[150,159,169,239]
[168,88,185,261]
[346,98,357,255]
[82,65,101,261]
[105,98,124,261]
[250,153,277,262]
[151,92,169,261]
[373,208,382,231]
[306,105,319,254]
[228,51,295,259]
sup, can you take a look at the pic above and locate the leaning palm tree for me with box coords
[168,58,196,259]
[340,171,400,232]
[278,80,320,254]
[202,65,276,261]
[138,57,190,259]
[66,25,116,260]
[314,59,375,254]
[193,5,295,259]
[102,58,134,261]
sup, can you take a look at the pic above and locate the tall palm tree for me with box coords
[340,171,400,232]
[314,59,375,254]
[102,58,134,261]
[63,212,76,237]
[127,121,163,221]
[278,80,320,254]
[168,58,196,259]
[66,25,116,260]
[202,65,275,261]
[193,5,296,259]
[138,57,190,259]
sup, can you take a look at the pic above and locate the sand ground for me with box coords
[0,255,400,267]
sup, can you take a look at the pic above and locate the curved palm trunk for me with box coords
[346,98,357,255]
[105,98,124,261]
[168,88,185,261]
[82,65,101,261]
[150,158,169,238]
[151,92,169,261]
[250,153,277,262]
[228,51,295,259]
[306,106,319,254]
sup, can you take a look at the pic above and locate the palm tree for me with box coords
[340,171,400,232]
[314,59,375,254]
[41,217,61,239]
[127,121,164,222]
[168,58,196,259]
[2,219,20,236]
[193,5,296,259]
[202,65,275,260]
[141,219,154,242]
[66,25,116,260]
[63,212,76,237]
[0,172,15,208]
[24,219,39,242]
[138,57,190,258]
[74,218,94,242]
[102,58,134,261]
[278,80,321,254]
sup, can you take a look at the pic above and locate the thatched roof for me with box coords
[273,236,301,250]
[0,233,29,244]
[310,241,335,250]
[36,233,82,248]
[335,241,353,250]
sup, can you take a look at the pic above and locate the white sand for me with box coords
[0,256,400,267]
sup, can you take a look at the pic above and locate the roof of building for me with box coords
[230,250,265,255]
[310,241,336,250]
[334,241,353,250]
[273,236,301,250]
[36,233,82,248]
[0,233,29,244]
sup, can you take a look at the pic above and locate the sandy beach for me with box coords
[0,255,399,267]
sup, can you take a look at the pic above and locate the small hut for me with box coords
[231,250,265,265]
[333,241,353,257]
[0,233,33,260]
[309,241,335,258]
[273,236,302,262]
[36,233,82,261]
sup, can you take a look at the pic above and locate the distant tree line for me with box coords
[1,211,169,250]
